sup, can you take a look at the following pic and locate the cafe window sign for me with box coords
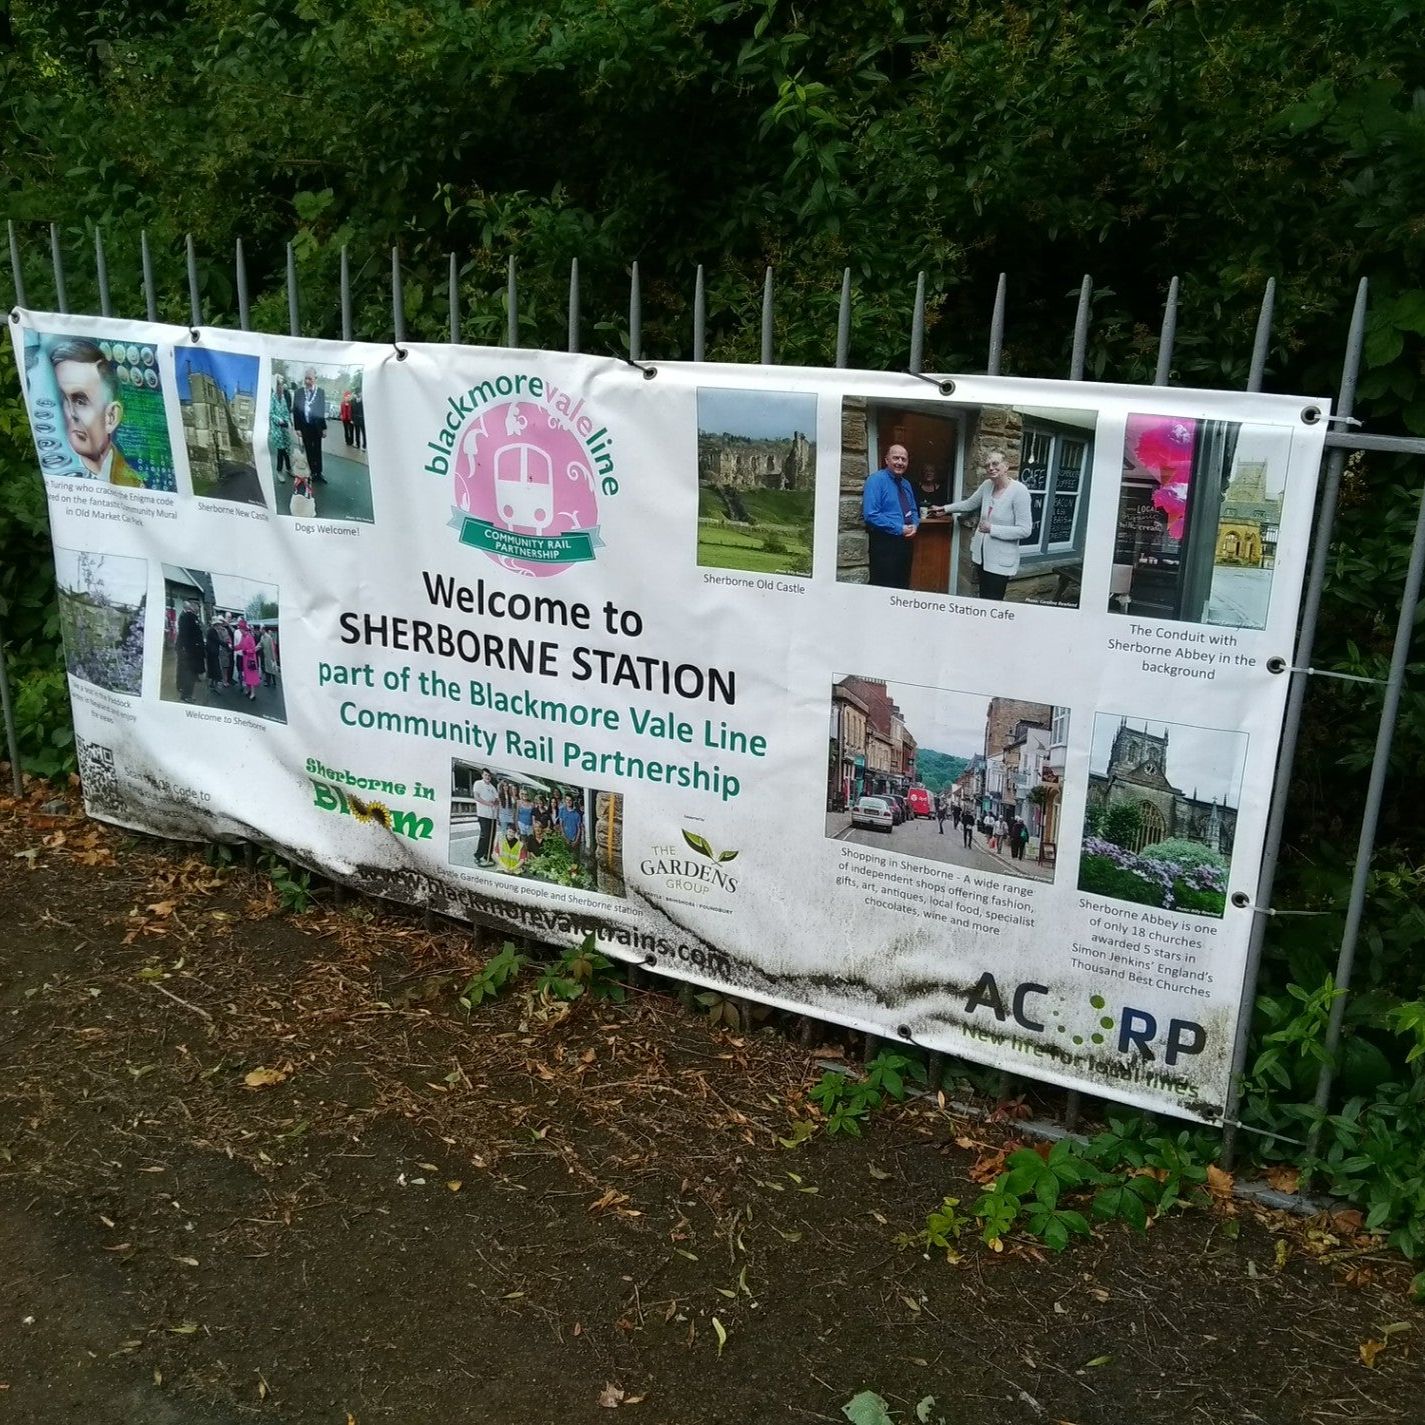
[1018,423,1091,559]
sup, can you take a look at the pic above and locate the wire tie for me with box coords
[614,351,657,379]
[905,371,956,395]
[1297,666,1387,686]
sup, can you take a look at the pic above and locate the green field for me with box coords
[697,486,814,577]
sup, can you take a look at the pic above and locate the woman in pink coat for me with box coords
[236,620,261,702]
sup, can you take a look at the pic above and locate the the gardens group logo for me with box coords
[423,372,616,578]
[640,830,741,908]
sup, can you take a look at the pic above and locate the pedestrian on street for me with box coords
[993,815,1009,855]
[961,814,973,849]
[935,796,947,834]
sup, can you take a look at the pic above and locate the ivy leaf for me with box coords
[681,830,714,859]
[842,1391,895,1425]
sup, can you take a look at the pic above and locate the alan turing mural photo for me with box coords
[696,387,817,577]
[160,566,286,723]
[1109,415,1291,629]
[177,347,264,507]
[54,547,149,697]
[448,761,625,898]
[269,359,373,524]
[836,395,1095,607]
[1078,714,1248,919]
[826,674,1070,884]
[22,332,177,491]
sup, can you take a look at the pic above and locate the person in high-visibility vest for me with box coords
[494,826,528,875]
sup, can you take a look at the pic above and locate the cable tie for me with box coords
[1230,892,1332,917]
[615,351,657,380]
[906,371,956,395]
[1325,413,1363,427]
[1296,665,1388,686]
[392,340,408,361]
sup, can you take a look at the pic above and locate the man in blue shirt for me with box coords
[558,795,584,853]
[862,444,919,588]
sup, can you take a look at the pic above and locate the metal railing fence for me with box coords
[4,219,1425,1161]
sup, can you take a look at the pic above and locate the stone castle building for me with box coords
[1086,720,1237,856]
[1214,460,1282,568]
[698,429,813,491]
[181,361,256,483]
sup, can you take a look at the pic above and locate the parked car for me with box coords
[890,794,910,824]
[851,796,894,833]
[906,786,933,819]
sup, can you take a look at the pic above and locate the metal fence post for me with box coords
[235,239,251,331]
[629,261,641,363]
[567,258,579,354]
[340,246,353,342]
[391,247,406,346]
[835,268,851,369]
[447,253,460,345]
[692,264,706,362]
[49,223,68,313]
[94,229,111,318]
[185,233,202,329]
[0,627,22,796]
[140,231,157,322]
[909,271,926,374]
[1219,278,1368,1167]
[506,255,518,348]
[286,242,300,338]
[1056,274,1096,1129]
[1306,476,1425,1150]
[760,266,774,365]
[7,220,26,307]
[986,272,1006,375]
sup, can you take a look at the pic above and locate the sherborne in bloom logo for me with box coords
[423,372,616,577]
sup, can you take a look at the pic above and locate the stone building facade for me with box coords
[180,364,256,483]
[1214,460,1282,569]
[1086,721,1237,855]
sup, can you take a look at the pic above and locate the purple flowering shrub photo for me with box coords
[1078,835,1227,918]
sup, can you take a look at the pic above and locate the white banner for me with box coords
[10,310,1329,1121]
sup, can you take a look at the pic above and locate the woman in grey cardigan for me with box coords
[940,449,1034,600]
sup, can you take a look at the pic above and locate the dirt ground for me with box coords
[0,785,1420,1425]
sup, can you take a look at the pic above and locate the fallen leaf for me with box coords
[1359,1339,1386,1368]
[1206,1164,1234,1198]
[598,1383,625,1408]
[711,1316,728,1358]
[167,1322,200,1335]
[446,1180,463,1193]
[1083,1355,1112,1369]
[1264,1165,1300,1194]
[842,1390,895,1425]
[243,1066,287,1089]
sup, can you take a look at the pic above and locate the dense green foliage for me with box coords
[913,749,969,791]
[2,1,1424,1220]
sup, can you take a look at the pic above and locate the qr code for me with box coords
[75,735,125,817]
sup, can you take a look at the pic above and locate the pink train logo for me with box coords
[450,400,601,576]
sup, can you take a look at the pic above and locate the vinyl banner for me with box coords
[9,310,1329,1122]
